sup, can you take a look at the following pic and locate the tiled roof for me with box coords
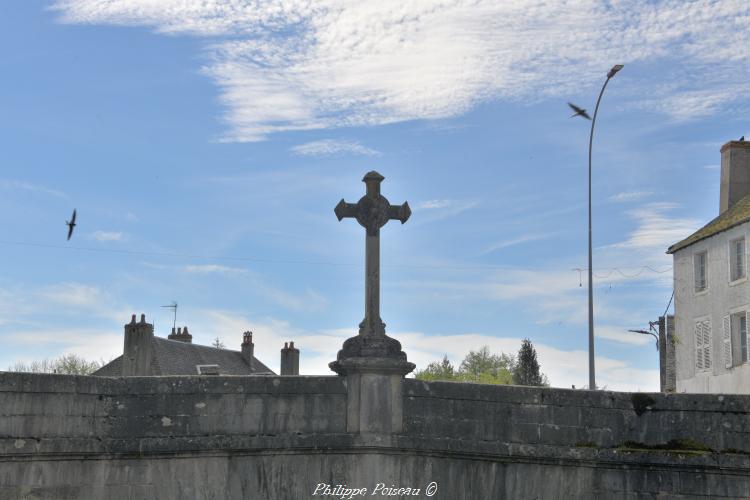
[667,193,750,254]
[93,337,275,376]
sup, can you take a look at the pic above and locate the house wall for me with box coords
[673,223,750,393]
[2,372,750,499]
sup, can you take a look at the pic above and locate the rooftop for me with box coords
[667,192,750,254]
[94,336,274,376]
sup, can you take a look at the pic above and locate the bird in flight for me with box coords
[66,209,77,240]
[568,102,591,120]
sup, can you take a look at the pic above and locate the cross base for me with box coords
[329,320,414,376]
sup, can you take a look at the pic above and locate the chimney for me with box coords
[280,341,300,376]
[241,331,254,370]
[122,313,154,376]
[168,325,192,343]
[720,140,750,213]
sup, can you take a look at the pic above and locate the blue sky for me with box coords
[1,1,748,390]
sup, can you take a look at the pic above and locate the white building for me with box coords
[668,140,750,393]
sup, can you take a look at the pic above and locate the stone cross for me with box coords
[334,171,410,340]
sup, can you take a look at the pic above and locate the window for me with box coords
[694,319,712,371]
[725,312,750,368]
[694,251,707,292]
[741,314,748,363]
[196,364,220,375]
[730,238,746,282]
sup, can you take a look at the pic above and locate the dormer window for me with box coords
[694,251,708,292]
[730,237,746,282]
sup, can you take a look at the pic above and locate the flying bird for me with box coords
[568,102,591,120]
[66,209,76,240]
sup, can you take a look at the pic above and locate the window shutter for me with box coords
[695,321,703,370]
[703,320,712,369]
[723,315,732,368]
[745,311,750,363]
[694,256,701,291]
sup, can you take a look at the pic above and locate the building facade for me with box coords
[668,140,750,393]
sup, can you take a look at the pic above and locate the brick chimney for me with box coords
[168,326,193,343]
[720,140,750,213]
[122,313,154,376]
[241,331,254,370]
[280,341,300,375]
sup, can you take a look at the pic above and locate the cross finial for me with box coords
[330,172,414,372]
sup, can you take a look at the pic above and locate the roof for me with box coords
[93,337,275,376]
[667,193,750,254]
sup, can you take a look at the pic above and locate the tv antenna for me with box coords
[161,301,178,330]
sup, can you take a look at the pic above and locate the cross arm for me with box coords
[335,199,359,221]
[388,201,411,224]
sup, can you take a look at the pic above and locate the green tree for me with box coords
[8,354,101,375]
[414,355,457,381]
[415,346,516,385]
[513,338,549,386]
[459,346,515,382]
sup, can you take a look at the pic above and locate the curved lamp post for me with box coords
[587,64,623,390]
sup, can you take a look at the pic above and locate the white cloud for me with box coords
[413,199,479,223]
[611,202,700,251]
[480,233,549,255]
[183,264,248,275]
[596,325,654,347]
[39,282,106,308]
[181,264,328,312]
[0,179,68,199]
[290,139,380,157]
[92,230,124,242]
[417,199,451,210]
[53,0,750,141]
[397,331,658,392]
[609,191,654,203]
[6,329,122,364]
[173,310,659,390]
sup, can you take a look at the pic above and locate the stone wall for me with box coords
[2,372,750,499]
[402,378,750,451]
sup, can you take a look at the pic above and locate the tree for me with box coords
[415,346,515,385]
[8,354,101,375]
[513,338,548,386]
[459,346,515,382]
[212,337,225,349]
[415,355,457,381]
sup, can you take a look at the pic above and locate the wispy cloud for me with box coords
[183,264,248,275]
[0,179,68,199]
[609,191,654,203]
[178,310,660,390]
[53,0,750,141]
[413,199,479,223]
[417,199,452,210]
[92,230,124,242]
[610,202,700,251]
[480,233,550,255]
[180,264,328,312]
[39,282,106,308]
[290,139,380,157]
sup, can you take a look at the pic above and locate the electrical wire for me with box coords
[0,238,677,276]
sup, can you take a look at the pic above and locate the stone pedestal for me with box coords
[330,356,414,434]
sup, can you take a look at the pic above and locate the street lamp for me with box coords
[587,64,623,390]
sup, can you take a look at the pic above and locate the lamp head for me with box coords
[607,64,624,78]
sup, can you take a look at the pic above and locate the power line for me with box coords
[662,289,675,318]
[0,238,675,275]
